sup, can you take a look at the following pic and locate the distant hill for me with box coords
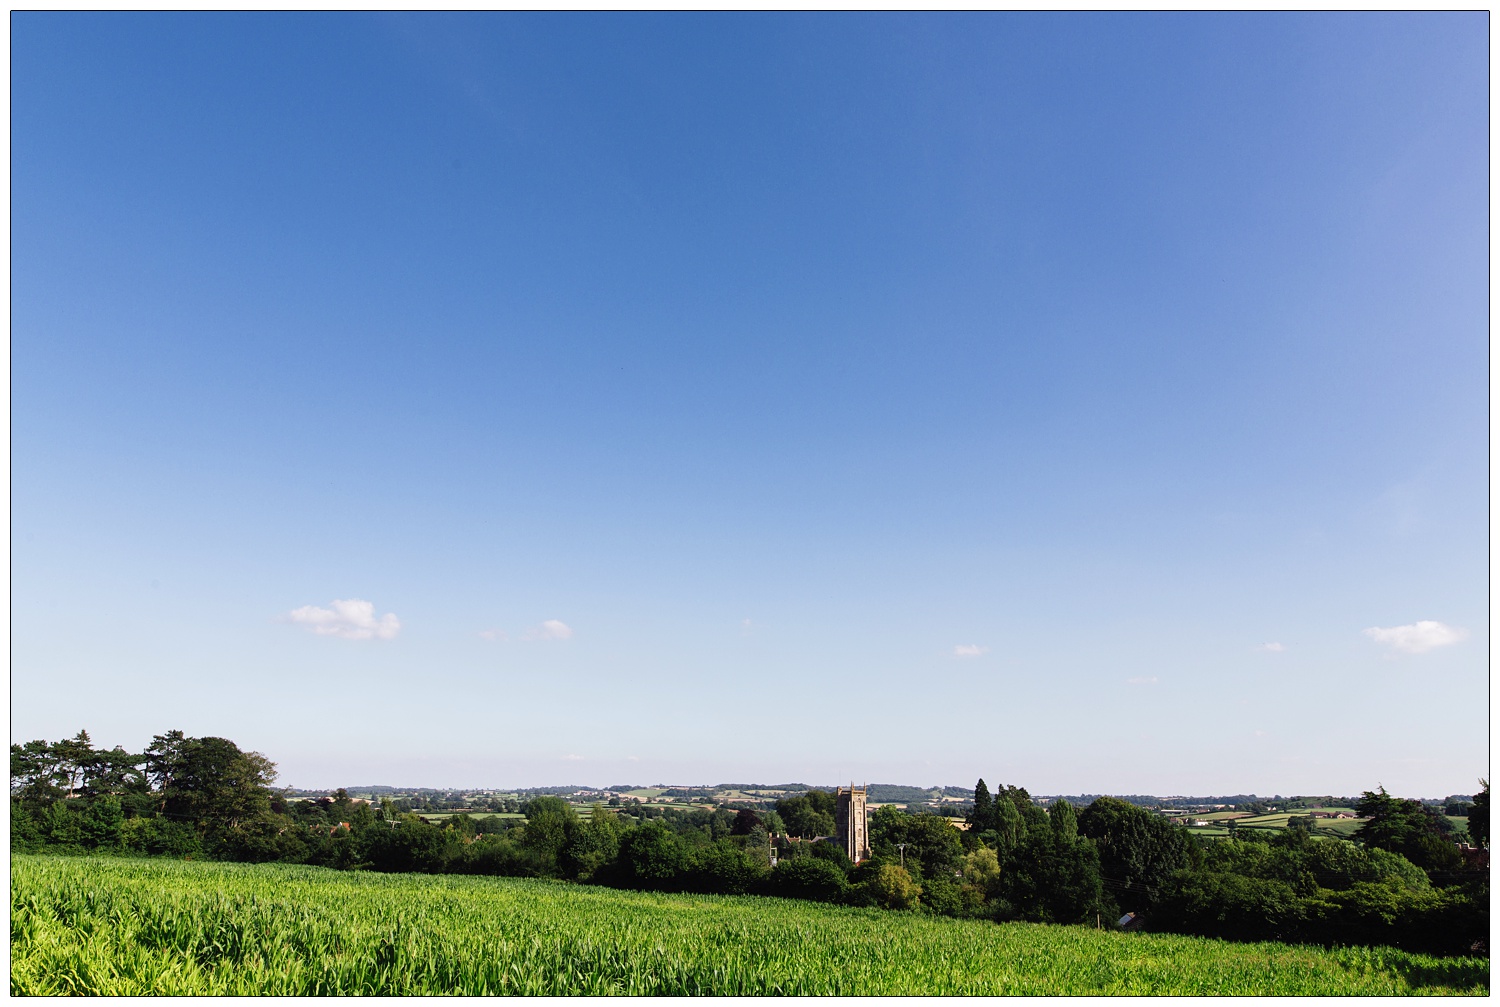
[865,785,941,803]
[289,784,1457,807]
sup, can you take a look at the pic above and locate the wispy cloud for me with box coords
[1257,642,1285,653]
[525,619,574,641]
[1126,676,1159,686]
[563,754,584,761]
[1364,621,1466,654]
[479,629,508,642]
[287,599,400,640]
[953,644,989,658]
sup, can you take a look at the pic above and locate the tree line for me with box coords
[11,731,1488,956]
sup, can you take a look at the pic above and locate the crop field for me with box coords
[11,856,1487,996]
[1315,818,1367,836]
[1183,825,1232,837]
[1179,811,1386,841]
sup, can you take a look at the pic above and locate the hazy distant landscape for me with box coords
[298,781,1477,838]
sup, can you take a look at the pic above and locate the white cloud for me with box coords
[1126,676,1159,686]
[1364,621,1466,654]
[287,599,400,640]
[953,644,989,658]
[479,629,508,642]
[525,619,574,641]
[1258,642,1285,653]
[564,754,584,761]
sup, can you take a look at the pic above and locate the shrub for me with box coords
[686,841,765,895]
[770,857,849,903]
[920,873,966,916]
[1153,871,1306,942]
[463,836,526,877]
[366,821,453,874]
[119,816,203,858]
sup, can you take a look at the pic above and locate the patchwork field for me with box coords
[11,856,1487,996]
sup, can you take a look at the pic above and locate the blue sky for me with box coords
[13,13,1487,796]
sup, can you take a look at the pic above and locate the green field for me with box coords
[11,856,1486,996]
[1180,811,1378,840]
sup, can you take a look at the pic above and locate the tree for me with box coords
[563,805,623,880]
[142,732,277,838]
[729,809,761,836]
[11,739,69,803]
[11,732,130,807]
[777,794,836,839]
[993,797,1022,850]
[993,828,1105,924]
[1468,780,1488,848]
[808,839,853,872]
[81,746,147,801]
[805,789,838,819]
[49,732,95,798]
[613,820,690,889]
[963,846,1001,888]
[1077,796,1191,909]
[869,805,965,881]
[520,796,576,875]
[866,863,921,909]
[1050,799,1078,842]
[968,779,994,833]
[1355,787,1463,875]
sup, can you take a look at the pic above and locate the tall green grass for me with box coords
[11,855,1487,995]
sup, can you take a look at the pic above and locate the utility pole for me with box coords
[896,842,908,868]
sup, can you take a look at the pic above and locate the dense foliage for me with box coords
[11,731,1488,957]
[12,856,1487,995]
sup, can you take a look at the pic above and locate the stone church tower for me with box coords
[836,785,870,863]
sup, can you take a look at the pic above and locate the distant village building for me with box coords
[836,785,871,863]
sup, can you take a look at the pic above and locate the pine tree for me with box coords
[968,779,994,832]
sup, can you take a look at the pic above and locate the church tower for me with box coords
[836,784,870,863]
